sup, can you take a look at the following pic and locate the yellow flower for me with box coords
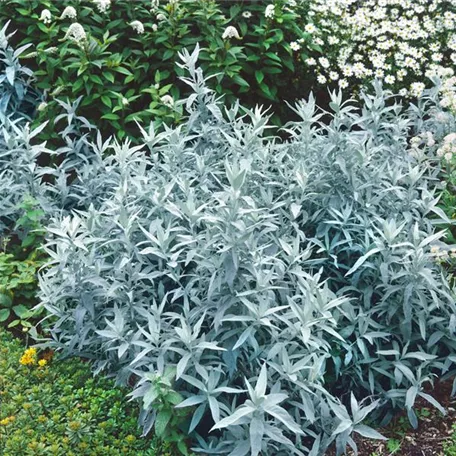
[0,416,15,425]
[19,347,37,366]
[38,359,47,367]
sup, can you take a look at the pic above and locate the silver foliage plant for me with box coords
[0,95,95,236]
[38,46,456,455]
[0,24,43,234]
[0,25,95,238]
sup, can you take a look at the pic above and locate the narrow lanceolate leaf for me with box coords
[176,353,192,379]
[210,405,254,431]
[250,416,265,456]
[175,396,206,408]
[266,405,304,434]
[332,419,352,436]
[353,424,387,440]
[346,248,382,276]
[254,364,268,398]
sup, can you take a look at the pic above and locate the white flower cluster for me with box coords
[130,20,145,34]
[160,94,174,107]
[222,26,241,40]
[60,6,77,20]
[305,0,456,93]
[64,23,87,44]
[410,82,426,98]
[430,245,456,262]
[437,133,456,162]
[39,9,52,24]
[265,4,275,19]
[92,0,111,13]
[440,76,456,114]
[409,131,435,158]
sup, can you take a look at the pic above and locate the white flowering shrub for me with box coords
[1,0,314,140]
[303,0,456,95]
[36,47,456,455]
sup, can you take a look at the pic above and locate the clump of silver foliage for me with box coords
[3,41,456,455]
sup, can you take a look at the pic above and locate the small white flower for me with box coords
[329,71,339,81]
[265,4,275,19]
[397,69,407,81]
[39,9,52,24]
[410,82,426,98]
[157,13,166,21]
[306,57,317,66]
[290,41,301,51]
[445,152,453,161]
[319,57,330,69]
[242,11,252,19]
[65,23,87,43]
[342,65,353,77]
[317,74,327,84]
[60,6,77,20]
[339,79,349,89]
[130,20,145,34]
[152,23,158,32]
[222,26,241,40]
[161,94,174,107]
[432,53,443,62]
[385,75,395,84]
[92,0,111,13]
[305,23,316,34]
[121,97,129,106]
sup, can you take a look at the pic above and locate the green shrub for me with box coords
[37,48,456,455]
[0,198,46,333]
[0,248,45,331]
[0,0,316,140]
[0,328,185,456]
